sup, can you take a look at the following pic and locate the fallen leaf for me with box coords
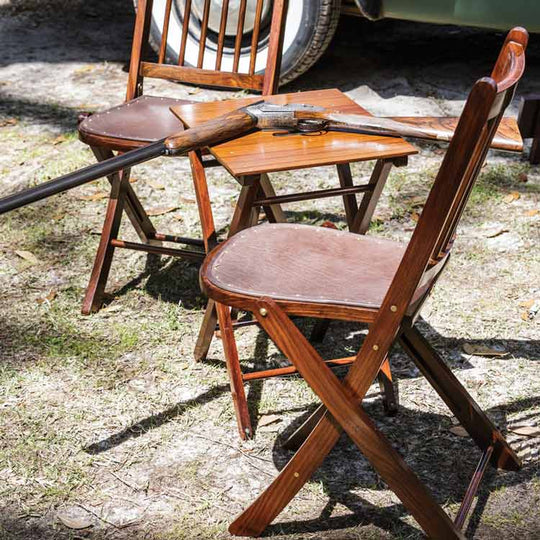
[36,290,57,304]
[147,180,165,190]
[503,191,520,203]
[15,250,39,265]
[520,299,536,309]
[52,212,66,221]
[57,508,93,530]
[147,206,178,216]
[449,425,468,437]
[518,172,528,183]
[410,211,420,222]
[76,191,109,201]
[405,195,425,208]
[258,414,282,428]
[178,196,196,204]
[521,311,531,321]
[188,87,201,95]
[321,221,337,229]
[129,177,139,183]
[53,134,68,145]
[462,343,508,357]
[510,426,540,437]
[74,64,95,75]
[485,228,509,238]
[525,209,539,217]
[0,118,18,127]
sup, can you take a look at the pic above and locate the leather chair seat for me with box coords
[203,223,409,310]
[78,95,192,151]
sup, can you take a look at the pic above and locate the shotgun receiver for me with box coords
[0,100,521,215]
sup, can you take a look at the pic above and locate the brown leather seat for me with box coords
[78,95,191,151]
[204,223,408,310]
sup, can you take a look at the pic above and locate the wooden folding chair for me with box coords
[200,28,528,537]
[77,0,288,315]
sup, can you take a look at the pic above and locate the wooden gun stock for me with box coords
[164,108,258,154]
[296,111,522,152]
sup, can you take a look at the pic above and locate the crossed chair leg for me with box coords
[228,301,521,538]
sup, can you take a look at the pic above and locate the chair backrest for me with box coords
[385,28,528,319]
[126,0,288,101]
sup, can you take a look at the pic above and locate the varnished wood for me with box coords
[109,238,204,260]
[158,0,173,63]
[233,0,248,72]
[352,159,393,234]
[241,355,357,381]
[216,302,253,439]
[171,89,418,177]
[389,116,522,152]
[249,299,464,539]
[202,28,527,537]
[262,0,288,95]
[249,0,265,75]
[82,171,128,315]
[126,0,154,99]
[164,108,258,154]
[253,183,372,206]
[140,62,265,90]
[178,0,192,66]
[80,0,288,317]
[215,0,230,70]
[197,0,211,68]
[454,446,494,529]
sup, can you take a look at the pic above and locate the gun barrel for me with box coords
[0,139,166,215]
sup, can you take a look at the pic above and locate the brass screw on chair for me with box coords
[259,308,268,317]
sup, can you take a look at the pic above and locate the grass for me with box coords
[0,68,539,540]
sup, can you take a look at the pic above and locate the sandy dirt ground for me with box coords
[0,1,539,539]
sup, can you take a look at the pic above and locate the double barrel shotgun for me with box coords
[0,100,522,215]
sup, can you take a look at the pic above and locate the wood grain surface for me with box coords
[171,89,418,176]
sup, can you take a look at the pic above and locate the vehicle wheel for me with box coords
[134,0,341,85]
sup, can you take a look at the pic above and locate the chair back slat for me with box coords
[249,0,265,75]
[197,0,211,68]
[126,0,154,100]
[158,0,173,63]
[233,0,248,73]
[178,0,192,66]
[215,0,230,70]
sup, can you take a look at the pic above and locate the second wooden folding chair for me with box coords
[77,0,288,315]
[200,27,527,538]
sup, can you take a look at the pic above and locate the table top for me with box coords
[171,88,417,177]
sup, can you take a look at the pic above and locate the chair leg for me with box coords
[194,177,260,362]
[230,300,463,539]
[81,172,127,315]
[215,302,253,440]
[283,356,396,451]
[91,146,158,243]
[194,299,218,362]
[351,159,393,234]
[377,357,399,415]
[336,163,359,230]
[83,147,161,315]
[399,325,521,471]
[258,173,286,223]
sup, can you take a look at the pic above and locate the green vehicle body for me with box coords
[353,0,540,32]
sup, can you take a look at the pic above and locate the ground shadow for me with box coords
[264,396,539,539]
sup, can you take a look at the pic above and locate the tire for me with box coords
[134,0,341,85]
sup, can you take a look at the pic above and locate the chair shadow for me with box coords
[263,396,539,539]
[84,383,230,454]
